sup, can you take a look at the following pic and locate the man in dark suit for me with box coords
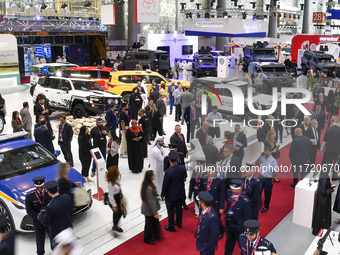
[242,168,262,220]
[297,117,311,136]
[273,74,281,92]
[196,121,210,147]
[313,93,327,112]
[231,124,247,163]
[221,144,242,189]
[34,118,55,154]
[161,152,187,232]
[38,181,73,249]
[33,94,52,133]
[291,105,305,139]
[152,79,159,91]
[201,170,225,240]
[313,83,325,103]
[305,119,320,167]
[170,124,188,157]
[184,100,197,143]
[26,176,52,255]
[315,103,326,136]
[259,115,274,142]
[323,118,340,165]
[196,192,219,255]
[289,128,311,187]
[202,136,220,166]
[273,102,284,143]
[106,103,118,131]
[149,85,159,104]
[58,116,74,167]
[134,81,146,95]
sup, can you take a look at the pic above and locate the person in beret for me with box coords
[161,152,187,232]
[38,181,73,249]
[196,191,219,255]
[224,179,251,255]
[0,215,15,255]
[239,220,277,255]
[25,176,52,255]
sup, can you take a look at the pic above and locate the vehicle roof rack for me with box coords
[0,131,29,143]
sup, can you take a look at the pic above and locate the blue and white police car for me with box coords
[0,131,92,232]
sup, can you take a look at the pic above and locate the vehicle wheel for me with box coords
[244,111,257,125]
[122,93,131,103]
[72,104,89,119]
[0,115,4,134]
[29,84,36,97]
[0,202,14,232]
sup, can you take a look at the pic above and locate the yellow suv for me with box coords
[108,70,190,100]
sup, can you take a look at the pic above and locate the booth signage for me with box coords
[184,18,268,37]
[326,9,340,19]
[135,0,160,23]
[101,4,116,25]
[312,12,326,23]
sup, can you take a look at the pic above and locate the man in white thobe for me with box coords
[149,136,165,196]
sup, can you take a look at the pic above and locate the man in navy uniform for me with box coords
[202,167,225,240]
[224,179,251,255]
[38,181,73,249]
[161,152,187,232]
[196,191,219,255]
[26,176,52,255]
[239,220,277,255]
[242,167,262,220]
[0,215,15,255]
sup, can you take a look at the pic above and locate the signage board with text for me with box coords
[135,0,160,23]
[313,12,326,23]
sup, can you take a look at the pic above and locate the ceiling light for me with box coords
[205,12,209,19]
[253,14,257,21]
[250,2,256,9]
[84,1,91,7]
[197,13,201,18]
[223,11,228,19]
[266,4,271,11]
[284,13,286,18]
[61,3,67,9]
[196,3,201,10]
[289,14,291,18]
[41,3,47,10]
[117,0,125,5]
[180,3,186,11]
[242,12,247,19]
[298,15,300,19]
[264,15,268,21]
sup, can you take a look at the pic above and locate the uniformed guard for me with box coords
[189,159,207,218]
[201,165,225,240]
[164,143,185,171]
[0,214,15,255]
[224,179,251,255]
[38,180,73,249]
[196,191,219,255]
[242,166,262,220]
[239,220,277,255]
[25,176,51,255]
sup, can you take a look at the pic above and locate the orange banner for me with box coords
[313,12,326,23]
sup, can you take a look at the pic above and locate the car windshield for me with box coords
[199,59,215,63]
[261,66,287,73]
[48,65,75,73]
[238,85,257,97]
[73,80,104,91]
[319,57,335,63]
[0,144,58,180]
[254,50,275,57]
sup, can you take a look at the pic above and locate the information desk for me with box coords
[292,173,318,228]
[305,229,340,255]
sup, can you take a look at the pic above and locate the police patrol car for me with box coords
[0,131,92,232]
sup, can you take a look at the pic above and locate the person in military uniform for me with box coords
[196,192,219,255]
[38,181,73,249]
[239,220,277,255]
[164,143,185,171]
[0,215,15,255]
[242,166,262,220]
[201,166,225,240]
[161,152,187,232]
[25,176,52,255]
[224,179,251,255]
[189,160,207,217]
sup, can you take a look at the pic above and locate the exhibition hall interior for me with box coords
[2,0,340,254]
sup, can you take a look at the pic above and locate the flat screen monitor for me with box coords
[157,46,170,54]
[94,151,102,159]
[182,45,193,55]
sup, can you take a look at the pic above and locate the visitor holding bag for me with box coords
[141,170,160,245]
[107,166,126,233]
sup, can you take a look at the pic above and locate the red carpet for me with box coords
[106,103,326,255]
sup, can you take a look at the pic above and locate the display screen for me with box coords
[157,46,170,54]
[182,45,193,55]
[35,46,51,58]
[94,151,102,159]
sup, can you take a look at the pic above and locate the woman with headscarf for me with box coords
[11,110,25,133]
[126,119,144,173]
[78,126,93,182]
[184,138,206,171]
[129,88,140,120]
[160,82,167,117]
[106,129,121,169]
[312,169,336,235]
[149,136,165,196]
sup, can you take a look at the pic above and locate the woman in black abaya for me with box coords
[312,169,336,235]
[126,119,144,173]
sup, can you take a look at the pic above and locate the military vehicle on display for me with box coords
[192,47,217,78]
[242,41,277,72]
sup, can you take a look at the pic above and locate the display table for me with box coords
[304,229,340,255]
[292,173,318,228]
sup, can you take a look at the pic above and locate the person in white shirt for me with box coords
[206,106,223,138]
[56,56,62,63]
[36,56,40,64]
[62,56,67,63]
[52,227,83,255]
[40,56,46,64]
[149,136,166,196]
[185,138,206,171]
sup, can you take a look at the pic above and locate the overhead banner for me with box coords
[101,4,116,25]
[326,9,340,19]
[135,0,160,23]
[0,34,20,85]
[184,18,268,37]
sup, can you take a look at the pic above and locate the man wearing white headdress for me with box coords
[182,60,188,81]
[149,136,165,196]
[52,227,82,255]
[184,138,206,171]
